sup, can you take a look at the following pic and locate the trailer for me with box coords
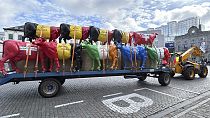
[0,66,171,98]
[0,24,172,98]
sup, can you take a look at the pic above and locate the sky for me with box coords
[0,0,210,32]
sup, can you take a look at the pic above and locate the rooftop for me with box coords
[3,25,24,31]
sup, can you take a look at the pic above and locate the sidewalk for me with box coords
[148,90,210,118]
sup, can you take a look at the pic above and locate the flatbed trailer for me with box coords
[0,66,171,98]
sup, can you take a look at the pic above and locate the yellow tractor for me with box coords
[170,46,208,80]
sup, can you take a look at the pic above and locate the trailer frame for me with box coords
[0,66,171,98]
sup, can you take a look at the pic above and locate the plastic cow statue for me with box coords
[117,44,147,69]
[89,26,113,45]
[59,23,90,43]
[23,22,60,42]
[146,46,171,65]
[81,41,101,70]
[33,38,60,72]
[97,43,118,70]
[0,40,46,75]
[133,32,158,46]
[70,44,83,71]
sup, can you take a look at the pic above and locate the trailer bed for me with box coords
[0,67,171,97]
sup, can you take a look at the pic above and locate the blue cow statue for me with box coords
[117,44,147,69]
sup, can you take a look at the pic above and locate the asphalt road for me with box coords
[0,67,210,118]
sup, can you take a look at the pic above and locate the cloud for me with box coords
[0,0,210,32]
[53,0,134,16]
[0,0,41,28]
[153,2,210,30]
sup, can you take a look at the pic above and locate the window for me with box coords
[8,34,13,39]
[18,35,22,40]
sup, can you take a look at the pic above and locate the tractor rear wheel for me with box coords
[183,67,195,80]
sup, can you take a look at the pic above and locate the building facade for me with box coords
[175,26,210,61]
[177,17,199,36]
[3,26,24,40]
[156,17,201,43]
[0,32,4,41]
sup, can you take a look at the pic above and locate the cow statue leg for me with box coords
[113,55,118,70]
[91,59,95,71]
[74,47,82,71]
[96,57,101,70]
[0,46,19,75]
[54,58,60,72]
[0,58,8,75]
[49,59,54,72]
[39,52,47,72]
[0,56,18,75]
[140,48,147,69]
[109,46,118,70]
[10,60,20,73]
[59,37,62,43]
[122,54,129,69]
[109,56,114,70]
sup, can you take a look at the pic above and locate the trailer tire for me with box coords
[170,70,175,77]
[138,74,147,81]
[183,67,195,80]
[38,79,61,98]
[198,66,208,78]
[158,73,171,86]
[58,79,65,85]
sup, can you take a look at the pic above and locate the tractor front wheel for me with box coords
[198,66,208,78]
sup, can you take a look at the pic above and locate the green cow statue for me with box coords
[81,41,101,70]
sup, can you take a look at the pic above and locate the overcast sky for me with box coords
[0,0,210,32]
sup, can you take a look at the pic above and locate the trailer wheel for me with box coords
[58,79,65,85]
[138,74,147,81]
[158,73,171,86]
[38,79,61,98]
[183,67,195,80]
[170,70,175,77]
[198,66,208,78]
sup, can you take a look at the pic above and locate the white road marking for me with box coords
[0,113,20,118]
[54,100,84,108]
[172,98,210,118]
[134,88,184,100]
[134,88,147,91]
[102,93,153,114]
[103,92,123,98]
[170,86,201,95]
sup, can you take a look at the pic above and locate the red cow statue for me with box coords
[162,47,171,65]
[148,33,158,45]
[132,32,158,46]
[33,38,60,72]
[0,40,46,75]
